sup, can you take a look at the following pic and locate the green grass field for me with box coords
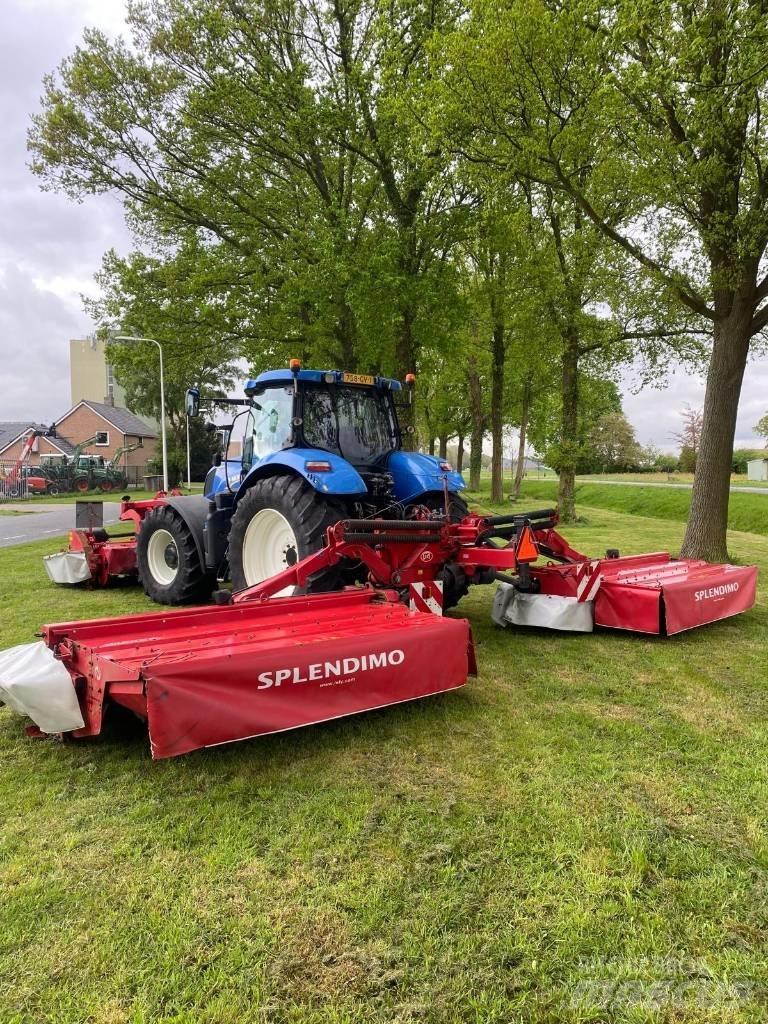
[1,488,766,1023]
[516,480,768,538]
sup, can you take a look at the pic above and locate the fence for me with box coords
[0,460,30,501]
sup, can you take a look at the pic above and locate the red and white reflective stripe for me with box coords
[575,561,603,603]
[409,581,444,616]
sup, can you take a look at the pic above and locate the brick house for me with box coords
[0,421,76,467]
[52,401,158,471]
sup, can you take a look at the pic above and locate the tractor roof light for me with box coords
[289,358,301,395]
[405,373,416,385]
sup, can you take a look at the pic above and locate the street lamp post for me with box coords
[113,335,168,492]
[186,414,191,490]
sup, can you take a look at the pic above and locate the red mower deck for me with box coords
[39,588,476,759]
[43,493,183,587]
[523,552,757,634]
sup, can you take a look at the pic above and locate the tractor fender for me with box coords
[156,495,211,571]
[386,451,466,502]
[235,449,367,502]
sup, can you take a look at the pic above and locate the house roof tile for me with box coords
[60,401,157,438]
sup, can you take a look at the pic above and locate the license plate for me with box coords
[342,373,375,386]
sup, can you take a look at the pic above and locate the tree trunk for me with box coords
[681,305,752,561]
[395,308,416,450]
[456,433,465,473]
[558,330,579,522]
[333,302,357,369]
[490,321,505,504]
[512,375,532,501]
[438,434,448,459]
[467,356,485,492]
[428,437,436,456]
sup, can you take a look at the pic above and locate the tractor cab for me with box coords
[243,368,401,467]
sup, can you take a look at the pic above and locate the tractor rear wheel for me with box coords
[229,475,346,595]
[137,506,214,605]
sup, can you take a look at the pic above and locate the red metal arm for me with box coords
[231,516,547,604]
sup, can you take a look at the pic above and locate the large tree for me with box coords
[30,0,384,371]
[438,0,768,559]
[29,0,472,443]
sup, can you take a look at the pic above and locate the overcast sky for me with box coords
[0,0,766,450]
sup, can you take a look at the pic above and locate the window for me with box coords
[95,431,109,446]
[302,385,395,464]
[246,387,294,463]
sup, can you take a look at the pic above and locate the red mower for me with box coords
[1,507,758,759]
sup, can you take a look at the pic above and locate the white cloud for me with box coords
[0,0,130,421]
[622,356,768,451]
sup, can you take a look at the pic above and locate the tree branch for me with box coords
[550,165,716,321]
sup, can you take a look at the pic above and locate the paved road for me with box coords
[577,478,768,495]
[0,503,122,548]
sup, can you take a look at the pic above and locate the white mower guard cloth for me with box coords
[492,584,594,633]
[0,641,84,733]
[43,550,92,585]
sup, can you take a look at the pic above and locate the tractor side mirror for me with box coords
[185,387,200,417]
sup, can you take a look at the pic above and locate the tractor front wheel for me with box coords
[229,475,346,595]
[137,506,214,605]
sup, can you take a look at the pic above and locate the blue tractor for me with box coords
[136,365,468,607]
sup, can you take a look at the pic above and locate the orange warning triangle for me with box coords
[516,525,539,563]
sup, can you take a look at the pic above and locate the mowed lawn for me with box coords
[0,494,766,1023]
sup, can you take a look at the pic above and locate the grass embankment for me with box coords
[518,479,768,537]
[577,472,768,488]
[0,494,766,1022]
